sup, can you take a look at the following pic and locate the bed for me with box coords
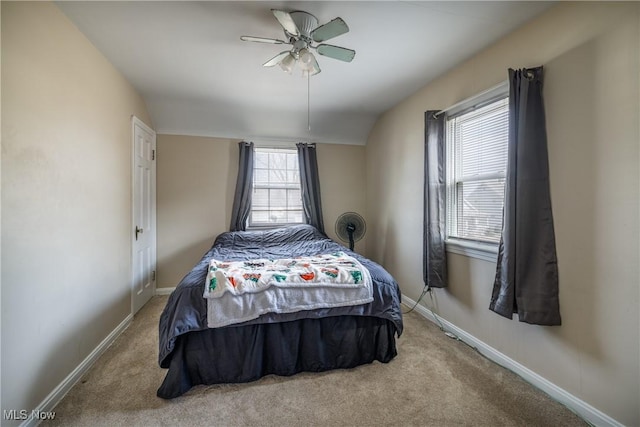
[157,224,403,399]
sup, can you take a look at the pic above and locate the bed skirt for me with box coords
[157,315,398,399]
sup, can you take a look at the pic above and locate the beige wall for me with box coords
[1,1,152,420]
[366,2,639,425]
[156,135,239,287]
[156,138,368,286]
[316,143,367,252]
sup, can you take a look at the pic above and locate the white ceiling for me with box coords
[57,1,553,145]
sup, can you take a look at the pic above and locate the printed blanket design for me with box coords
[203,252,370,299]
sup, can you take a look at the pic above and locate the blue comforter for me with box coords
[158,224,403,368]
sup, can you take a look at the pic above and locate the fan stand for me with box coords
[347,223,356,251]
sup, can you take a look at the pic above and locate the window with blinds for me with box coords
[250,148,304,226]
[445,97,509,244]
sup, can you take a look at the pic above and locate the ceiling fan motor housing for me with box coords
[288,11,319,41]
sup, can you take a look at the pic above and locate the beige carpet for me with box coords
[45,296,585,426]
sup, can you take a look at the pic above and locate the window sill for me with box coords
[247,223,304,231]
[445,239,498,263]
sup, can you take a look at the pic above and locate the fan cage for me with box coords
[335,212,366,243]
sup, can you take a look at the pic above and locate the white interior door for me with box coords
[132,116,156,314]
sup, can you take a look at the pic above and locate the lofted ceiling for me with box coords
[57,1,553,145]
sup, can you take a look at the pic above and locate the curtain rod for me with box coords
[433,80,508,118]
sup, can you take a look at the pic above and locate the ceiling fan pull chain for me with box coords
[307,74,311,134]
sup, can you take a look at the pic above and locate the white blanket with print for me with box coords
[204,252,373,328]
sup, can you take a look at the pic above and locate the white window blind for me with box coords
[446,97,509,244]
[250,148,304,226]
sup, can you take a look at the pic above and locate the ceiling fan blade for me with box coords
[311,17,349,42]
[316,44,356,62]
[240,35,287,44]
[271,9,299,37]
[263,51,291,67]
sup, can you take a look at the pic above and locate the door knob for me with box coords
[135,226,144,240]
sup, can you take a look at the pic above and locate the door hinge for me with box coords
[151,270,156,281]
[152,150,155,160]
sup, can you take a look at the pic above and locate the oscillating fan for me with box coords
[335,212,366,251]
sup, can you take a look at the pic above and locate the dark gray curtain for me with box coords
[424,111,448,288]
[490,67,561,325]
[229,141,254,232]
[296,143,324,233]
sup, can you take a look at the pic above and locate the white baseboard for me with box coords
[20,314,133,427]
[155,287,175,295]
[402,295,623,427]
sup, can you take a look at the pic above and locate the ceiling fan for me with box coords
[241,9,356,76]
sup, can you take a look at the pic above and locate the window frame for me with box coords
[248,146,305,229]
[443,83,509,261]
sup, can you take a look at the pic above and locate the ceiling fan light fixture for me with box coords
[279,53,296,74]
[302,68,320,77]
[299,48,314,65]
[298,49,321,76]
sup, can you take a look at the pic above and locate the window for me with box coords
[250,147,304,227]
[445,96,509,246]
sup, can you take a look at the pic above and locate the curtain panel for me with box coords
[296,143,325,233]
[229,141,254,232]
[490,67,561,326]
[424,111,448,288]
